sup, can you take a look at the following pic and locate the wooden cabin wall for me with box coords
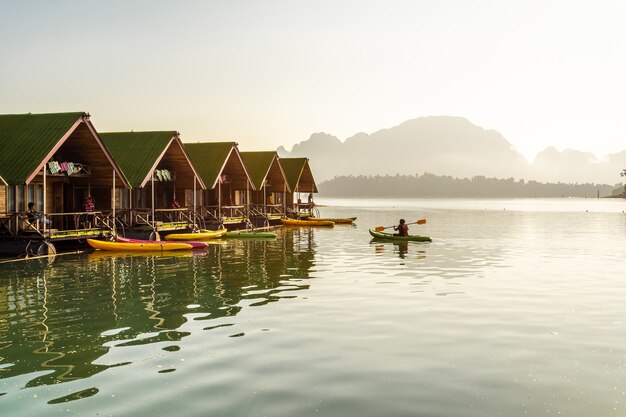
[45,182,56,213]
[286,192,295,206]
[0,186,6,213]
[250,189,270,205]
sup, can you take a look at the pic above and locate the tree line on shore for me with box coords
[318,173,621,198]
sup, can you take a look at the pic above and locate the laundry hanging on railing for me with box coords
[47,161,86,175]
[154,169,172,181]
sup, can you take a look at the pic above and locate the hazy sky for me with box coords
[1,0,625,161]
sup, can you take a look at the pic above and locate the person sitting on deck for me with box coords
[27,202,52,226]
[393,219,409,236]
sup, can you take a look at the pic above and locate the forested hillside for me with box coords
[319,173,617,198]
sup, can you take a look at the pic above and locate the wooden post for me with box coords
[218,180,222,221]
[43,168,47,235]
[112,170,116,234]
[193,176,197,228]
[151,171,155,230]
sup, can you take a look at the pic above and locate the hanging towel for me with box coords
[48,161,60,174]
[84,196,95,212]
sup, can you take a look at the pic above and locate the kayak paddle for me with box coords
[375,218,426,232]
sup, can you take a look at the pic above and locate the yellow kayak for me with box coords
[87,250,199,261]
[164,228,228,241]
[307,217,356,224]
[281,218,335,227]
[87,239,193,251]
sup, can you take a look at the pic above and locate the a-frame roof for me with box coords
[280,157,318,193]
[0,112,128,186]
[240,151,290,192]
[100,131,204,189]
[184,142,252,190]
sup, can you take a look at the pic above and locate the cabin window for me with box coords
[36,185,44,212]
[234,190,246,206]
[23,184,44,212]
[27,184,34,207]
[272,192,283,204]
[7,186,15,213]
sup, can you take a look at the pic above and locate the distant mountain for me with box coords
[279,116,626,185]
[532,147,626,184]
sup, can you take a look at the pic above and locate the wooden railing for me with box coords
[0,210,111,238]
[110,208,196,229]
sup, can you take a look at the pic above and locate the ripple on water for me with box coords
[1,204,626,417]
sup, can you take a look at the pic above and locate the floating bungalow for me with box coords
[184,142,254,229]
[0,112,129,255]
[100,131,205,238]
[240,151,291,226]
[279,157,319,217]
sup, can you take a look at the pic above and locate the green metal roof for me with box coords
[100,131,177,188]
[0,112,85,184]
[240,151,278,190]
[280,157,308,192]
[184,142,236,189]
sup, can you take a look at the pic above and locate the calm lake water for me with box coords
[1,198,625,417]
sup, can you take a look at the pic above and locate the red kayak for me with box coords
[116,236,208,249]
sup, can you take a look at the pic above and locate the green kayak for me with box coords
[224,230,277,239]
[368,229,432,242]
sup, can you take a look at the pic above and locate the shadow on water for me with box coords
[0,228,316,394]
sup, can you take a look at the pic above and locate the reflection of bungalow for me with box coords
[100,131,205,233]
[240,151,290,225]
[0,112,128,254]
[279,158,318,214]
[184,142,254,228]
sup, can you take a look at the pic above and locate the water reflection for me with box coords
[370,239,425,260]
[371,240,410,259]
[368,236,505,281]
[0,229,316,392]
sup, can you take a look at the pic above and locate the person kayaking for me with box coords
[393,219,409,236]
